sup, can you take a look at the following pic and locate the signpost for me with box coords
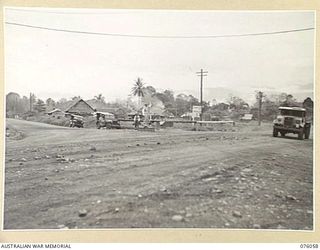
[192,105,202,119]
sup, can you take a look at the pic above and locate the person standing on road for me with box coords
[134,113,140,130]
[95,111,101,129]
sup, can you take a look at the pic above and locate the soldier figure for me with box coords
[133,113,140,130]
[96,112,101,128]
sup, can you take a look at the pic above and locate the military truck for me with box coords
[95,111,121,129]
[273,107,311,140]
[69,114,84,128]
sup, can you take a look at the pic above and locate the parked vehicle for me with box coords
[132,113,155,131]
[95,111,121,129]
[97,119,121,129]
[69,115,84,128]
[273,107,311,140]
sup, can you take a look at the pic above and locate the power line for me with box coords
[5,21,314,39]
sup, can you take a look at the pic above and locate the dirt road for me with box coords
[4,119,313,230]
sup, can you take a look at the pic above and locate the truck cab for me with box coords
[273,107,311,140]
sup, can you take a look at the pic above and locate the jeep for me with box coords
[273,107,311,140]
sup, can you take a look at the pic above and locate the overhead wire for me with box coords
[5,21,314,39]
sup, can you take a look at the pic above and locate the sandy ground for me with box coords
[4,118,313,230]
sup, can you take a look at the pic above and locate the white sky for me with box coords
[4,8,315,103]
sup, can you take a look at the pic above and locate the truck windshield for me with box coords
[280,109,305,117]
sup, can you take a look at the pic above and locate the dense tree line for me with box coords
[6,92,55,117]
[252,92,311,121]
[6,87,313,122]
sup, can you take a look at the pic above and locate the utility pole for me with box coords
[257,91,263,126]
[29,92,32,112]
[196,69,208,121]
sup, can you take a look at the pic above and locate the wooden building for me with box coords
[64,99,95,116]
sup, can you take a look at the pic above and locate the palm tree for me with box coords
[131,77,145,108]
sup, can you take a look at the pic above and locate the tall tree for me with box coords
[21,96,30,113]
[72,96,81,101]
[175,93,191,116]
[46,98,56,111]
[29,93,36,112]
[144,86,156,96]
[155,90,174,107]
[131,77,145,108]
[6,92,20,114]
[261,96,278,120]
[94,94,105,103]
[6,93,30,115]
[34,99,46,113]
[57,98,67,104]
[277,93,298,107]
[228,95,248,111]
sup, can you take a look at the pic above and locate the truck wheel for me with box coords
[280,132,286,137]
[273,128,278,137]
[304,127,310,139]
[298,128,304,140]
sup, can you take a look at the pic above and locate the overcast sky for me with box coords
[4,8,315,103]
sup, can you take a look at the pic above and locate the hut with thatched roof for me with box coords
[57,99,95,116]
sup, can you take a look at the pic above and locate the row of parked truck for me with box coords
[69,111,154,130]
[69,106,312,140]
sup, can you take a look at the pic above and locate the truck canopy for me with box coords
[279,107,306,117]
[93,111,115,119]
[278,107,306,111]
